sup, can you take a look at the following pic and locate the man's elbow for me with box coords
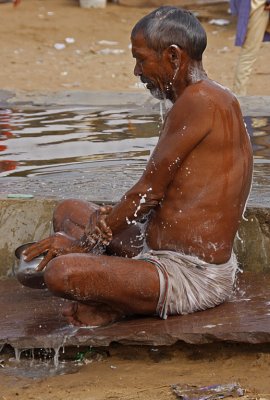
[140,191,164,211]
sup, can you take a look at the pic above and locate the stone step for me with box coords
[0,274,269,350]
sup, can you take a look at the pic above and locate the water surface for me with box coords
[0,107,158,177]
[0,107,269,178]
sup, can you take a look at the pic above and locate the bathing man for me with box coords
[23,6,253,326]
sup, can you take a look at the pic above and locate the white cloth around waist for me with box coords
[136,250,239,319]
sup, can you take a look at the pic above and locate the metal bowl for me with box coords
[14,242,46,289]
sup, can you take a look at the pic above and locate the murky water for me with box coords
[0,107,159,177]
[0,346,88,378]
[0,107,269,178]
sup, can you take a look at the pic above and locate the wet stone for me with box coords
[0,273,269,350]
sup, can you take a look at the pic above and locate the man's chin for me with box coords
[149,87,164,100]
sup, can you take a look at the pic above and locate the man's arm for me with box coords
[106,89,213,235]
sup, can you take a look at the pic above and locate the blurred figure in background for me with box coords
[0,0,20,4]
[230,0,270,95]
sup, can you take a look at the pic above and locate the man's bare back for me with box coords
[145,80,253,264]
[22,6,253,327]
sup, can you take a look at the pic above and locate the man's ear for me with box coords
[165,44,182,69]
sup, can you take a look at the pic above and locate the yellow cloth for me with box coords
[233,2,270,95]
[251,0,267,11]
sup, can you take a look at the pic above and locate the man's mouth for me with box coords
[140,78,163,100]
[141,78,153,89]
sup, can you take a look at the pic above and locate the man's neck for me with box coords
[170,60,207,102]
[187,61,207,84]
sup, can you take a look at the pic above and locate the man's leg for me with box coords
[233,5,269,95]
[52,199,144,257]
[44,253,160,326]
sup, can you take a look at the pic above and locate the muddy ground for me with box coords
[0,1,270,399]
[1,343,270,400]
[0,0,269,95]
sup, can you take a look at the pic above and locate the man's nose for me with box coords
[134,62,142,77]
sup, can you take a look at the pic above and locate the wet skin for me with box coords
[23,32,253,327]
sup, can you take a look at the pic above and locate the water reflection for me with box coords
[0,108,269,178]
[0,109,17,173]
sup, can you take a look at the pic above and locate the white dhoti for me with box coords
[137,250,238,319]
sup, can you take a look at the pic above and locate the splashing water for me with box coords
[0,345,81,378]
[159,101,164,124]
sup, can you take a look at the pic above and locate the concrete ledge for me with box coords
[0,197,269,275]
[0,90,269,117]
[235,208,270,273]
[0,198,57,276]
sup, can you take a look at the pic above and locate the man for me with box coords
[23,6,253,327]
[230,0,270,95]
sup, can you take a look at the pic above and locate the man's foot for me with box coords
[62,301,124,327]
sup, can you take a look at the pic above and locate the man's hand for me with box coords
[23,206,113,272]
[83,205,113,249]
[23,232,82,272]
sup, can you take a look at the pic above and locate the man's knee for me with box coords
[53,199,75,230]
[53,199,97,232]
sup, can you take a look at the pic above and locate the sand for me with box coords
[0,1,269,399]
[1,343,270,400]
[0,0,269,95]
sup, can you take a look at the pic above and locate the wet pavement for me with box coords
[0,272,269,350]
[1,162,269,208]
[0,90,269,116]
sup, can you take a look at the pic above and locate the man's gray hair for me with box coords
[131,6,207,61]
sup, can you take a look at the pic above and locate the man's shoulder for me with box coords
[168,79,242,131]
[179,79,239,110]
[186,79,236,97]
